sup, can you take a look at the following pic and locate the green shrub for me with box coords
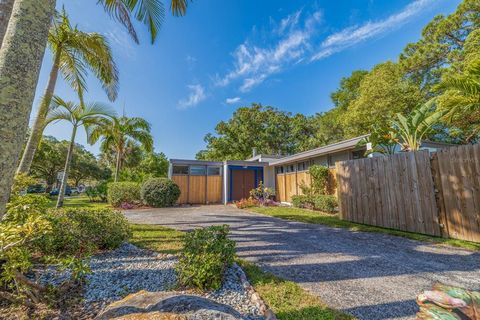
[45,208,131,253]
[141,178,180,207]
[312,195,338,213]
[107,181,141,207]
[308,165,330,195]
[86,181,108,202]
[291,194,337,213]
[177,225,235,290]
[291,195,311,209]
[1,189,131,306]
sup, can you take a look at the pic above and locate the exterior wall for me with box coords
[273,149,360,203]
[170,162,223,204]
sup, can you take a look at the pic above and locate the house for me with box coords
[168,135,453,205]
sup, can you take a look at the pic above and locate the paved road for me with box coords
[124,205,480,320]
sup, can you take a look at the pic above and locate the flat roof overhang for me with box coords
[269,134,369,166]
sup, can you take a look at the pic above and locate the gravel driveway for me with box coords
[124,205,480,320]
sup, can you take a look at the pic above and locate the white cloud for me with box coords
[225,97,241,104]
[216,10,323,92]
[178,84,206,109]
[311,0,435,61]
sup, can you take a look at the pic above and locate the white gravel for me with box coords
[40,243,264,319]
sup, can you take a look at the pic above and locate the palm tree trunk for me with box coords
[17,50,62,174]
[0,0,15,47]
[56,125,77,208]
[114,147,122,182]
[0,0,56,218]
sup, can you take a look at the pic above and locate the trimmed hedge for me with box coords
[141,178,180,207]
[291,194,338,213]
[107,182,141,207]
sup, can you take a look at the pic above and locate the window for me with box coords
[297,161,310,172]
[286,164,295,173]
[275,166,284,174]
[190,165,206,175]
[207,166,221,176]
[172,165,189,175]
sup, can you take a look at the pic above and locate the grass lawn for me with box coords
[130,224,184,254]
[47,195,110,209]
[248,206,480,251]
[129,223,350,319]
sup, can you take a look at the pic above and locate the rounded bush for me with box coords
[141,178,180,207]
[107,182,141,207]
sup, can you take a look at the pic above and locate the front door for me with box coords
[231,169,256,201]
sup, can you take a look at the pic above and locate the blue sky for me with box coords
[34,0,461,159]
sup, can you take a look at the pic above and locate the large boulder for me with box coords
[96,290,243,320]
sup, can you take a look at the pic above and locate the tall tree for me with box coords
[341,62,424,137]
[399,0,480,90]
[45,97,114,207]
[196,104,315,161]
[0,0,188,217]
[17,9,119,174]
[30,136,67,192]
[0,0,55,218]
[88,116,153,181]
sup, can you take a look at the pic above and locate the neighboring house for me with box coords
[168,135,453,205]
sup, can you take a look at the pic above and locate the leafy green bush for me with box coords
[85,181,108,202]
[107,181,141,207]
[291,194,337,213]
[308,165,330,195]
[1,194,131,306]
[177,225,235,290]
[291,195,310,209]
[312,195,338,213]
[42,208,131,254]
[141,178,180,207]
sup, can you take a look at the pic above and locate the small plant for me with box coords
[107,181,141,207]
[235,197,259,209]
[249,181,275,206]
[141,178,180,207]
[177,225,235,290]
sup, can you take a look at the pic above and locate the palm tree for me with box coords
[89,116,153,182]
[0,0,188,217]
[391,103,446,152]
[435,59,480,142]
[45,96,115,208]
[17,9,119,175]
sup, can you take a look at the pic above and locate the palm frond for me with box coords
[99,0,139,43]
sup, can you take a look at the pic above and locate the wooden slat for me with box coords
[188,176,206,204]
[172,175,188,204]
[206,176,222,204]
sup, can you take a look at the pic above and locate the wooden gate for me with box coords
[336,151,441,236]
[432,145,480,242]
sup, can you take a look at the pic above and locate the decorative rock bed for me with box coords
[40,243,275,319]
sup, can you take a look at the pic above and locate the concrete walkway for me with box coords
[124,205,480,320]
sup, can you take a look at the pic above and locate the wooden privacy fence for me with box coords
[336,145,480,243]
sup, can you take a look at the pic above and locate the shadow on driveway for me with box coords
[124,205,480,320]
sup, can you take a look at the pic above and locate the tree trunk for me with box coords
[0,0,15,47]
[0,0,56,218]
[17,50,62,174]
[114,147,121,182]
[56,125,77,208]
